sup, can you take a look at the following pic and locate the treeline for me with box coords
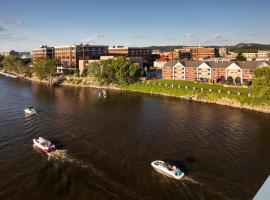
[0,55,32,76]
[84,56,142,85]
[0,55,59,84]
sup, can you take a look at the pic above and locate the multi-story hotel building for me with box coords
[32,44,108,69]
[179,46,220,61]
[31,45,54,63]
[108,46,152,62]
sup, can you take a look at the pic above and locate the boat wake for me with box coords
[47,150,105,176]
[182,176,202,185]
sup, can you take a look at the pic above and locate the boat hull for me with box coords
[33,139,56,153]
[151,161,185,180]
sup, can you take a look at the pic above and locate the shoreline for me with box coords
[1,72,270,114]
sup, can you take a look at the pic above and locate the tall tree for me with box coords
[34,58,58,84]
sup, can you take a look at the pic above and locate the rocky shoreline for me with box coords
[119,89,270,114]
[2,73,269,114]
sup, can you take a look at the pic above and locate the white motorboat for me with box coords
[24,107,37,115]
[33,137,57,153]
[151,160,185,180]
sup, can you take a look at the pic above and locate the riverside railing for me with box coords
[143,81,252,97]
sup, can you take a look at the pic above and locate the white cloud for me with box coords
[249,32,259,37]
[85,34,106,43]
[212,34,223,39]
[1,20,25,27]
[185,33,196,38]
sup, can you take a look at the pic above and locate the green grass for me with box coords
[121,80,270,106]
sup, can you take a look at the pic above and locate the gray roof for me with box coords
[236,61,264,70]
[164,60,270,69]
[181,60,202,68]
[163,60,178,67]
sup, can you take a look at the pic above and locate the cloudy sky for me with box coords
[0,0,270,51]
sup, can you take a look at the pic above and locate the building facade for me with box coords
[32,44,108,69]
[179,46,220,61]
[162,60,270,83]
[242,51,270,61]
[32,45,54,63]
[108,46,152,62]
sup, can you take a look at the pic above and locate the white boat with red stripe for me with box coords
[33,137,57,153]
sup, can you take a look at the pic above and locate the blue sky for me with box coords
[0,0,270,51]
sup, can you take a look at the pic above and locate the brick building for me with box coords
[32,45,54,63]
[162,60,270,84]
[32,44,108,69]
[108,46,152,62]
[179,46,220,61]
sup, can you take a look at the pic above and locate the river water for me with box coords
[0,76,269,200]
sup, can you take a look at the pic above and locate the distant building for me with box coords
[32,44,108,70]
[108,46,152,63]
[0,50,19,57]
[243,51,270,61]
[179,46,220,61]
[78,55,144,75]
[154,57,169,69]
[32,45,54,63]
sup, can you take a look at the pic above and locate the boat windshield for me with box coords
[175,169,182,176]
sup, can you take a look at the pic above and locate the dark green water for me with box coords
[0,76,269,200]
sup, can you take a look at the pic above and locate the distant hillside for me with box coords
[234,43,270,53]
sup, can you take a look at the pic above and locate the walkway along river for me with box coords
[0,76,269,200]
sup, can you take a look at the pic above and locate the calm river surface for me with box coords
[0,76,269,200]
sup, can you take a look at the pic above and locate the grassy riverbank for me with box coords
[120,80,270,113]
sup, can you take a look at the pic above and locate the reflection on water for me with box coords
[0,76,270,200]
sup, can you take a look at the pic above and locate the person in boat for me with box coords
[28,106,34,111]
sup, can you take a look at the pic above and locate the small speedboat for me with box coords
[24,107,37,115]
[33,137,57,153]
[151,160,185,180]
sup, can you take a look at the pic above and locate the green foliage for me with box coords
[87,56,141,85]
[121,79,269,106]
[34,58,58,82]
[236,53,246,61]
[253,67,270,99]
[235,48,258,54]
[0,55,4,67]
[1,55,27,74]
[253,67,270,87]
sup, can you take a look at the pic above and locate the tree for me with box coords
[88,56,141,85]
[0,55,4,68]
[253,67,270,99]
[34,58,58,84]
[2,55,25,74]
[236,53,246,61]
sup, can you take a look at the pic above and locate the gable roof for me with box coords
[207,61,232,69]
[236,61,264,70]
[163,60,178,67]
[181,60,202,68]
